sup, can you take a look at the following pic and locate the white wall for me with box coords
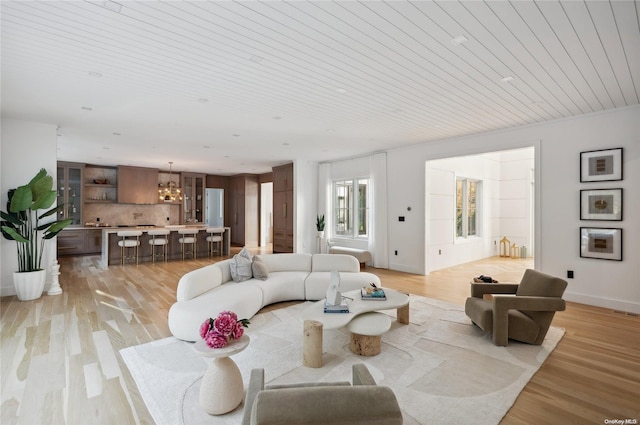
[1,118,58,296]
[387,105,640,313]
[293,159,318,254]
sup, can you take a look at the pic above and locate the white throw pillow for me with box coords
[252,256,269,280]
[230,247,253,282]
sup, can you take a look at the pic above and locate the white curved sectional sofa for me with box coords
[168,253,381,341]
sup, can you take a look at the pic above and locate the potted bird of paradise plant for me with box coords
[1,169,72,300]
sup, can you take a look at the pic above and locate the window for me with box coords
[334,178,369,238]
[456,178,480,238]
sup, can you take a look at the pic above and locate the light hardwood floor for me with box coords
[1,252,638,425]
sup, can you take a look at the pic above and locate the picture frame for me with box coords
[580,188,622,221]
[580,148,623,182]
[580,227,622,261]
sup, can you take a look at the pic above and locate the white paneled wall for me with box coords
[425,148,534,273]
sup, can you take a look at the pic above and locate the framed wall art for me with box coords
[580,227,622,261]
[580,188,622,221]
[580,148,623,182]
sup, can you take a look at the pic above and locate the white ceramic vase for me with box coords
[13,270,46,301]
[317,230,324,238]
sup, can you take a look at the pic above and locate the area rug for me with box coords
[120,295,564,425]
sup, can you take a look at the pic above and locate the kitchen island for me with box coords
[100,226,231,267]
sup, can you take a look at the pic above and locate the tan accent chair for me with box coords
[465,269,567,346]
[242,363,403,425]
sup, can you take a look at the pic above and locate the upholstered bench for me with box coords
[329,246,372,268]
[346,311,392,356]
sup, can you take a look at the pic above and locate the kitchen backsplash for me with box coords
[83,203,181,227]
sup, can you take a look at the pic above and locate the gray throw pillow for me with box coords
[252,256,269,280]
[230,247,253,282]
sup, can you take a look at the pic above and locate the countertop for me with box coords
[64,225,210,231]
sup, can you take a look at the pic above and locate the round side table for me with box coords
[192,335,250,415]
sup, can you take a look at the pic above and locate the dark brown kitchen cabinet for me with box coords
[117,166,158,204]
[57,229,102,256]
[272,163,293,253]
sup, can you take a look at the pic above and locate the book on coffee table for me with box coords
[323,302,349,313]
[361,288,387,300]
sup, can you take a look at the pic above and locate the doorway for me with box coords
[424,146,535,274]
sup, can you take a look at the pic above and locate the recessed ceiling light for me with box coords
[101,1,122,13]
[102,147,110,150]
[272,116,282,120]
[249,55,264,64]
[336,88,347,94]
[203,145,211,149]
[451,35,468,46]
[224,155,231,158]
[113,132,121,136]
[232,134,240,137]
[197,98,208,103]
[81,106,93,111]
[282,142,290,146]
[501,76,514,83]
[87,71,102,78]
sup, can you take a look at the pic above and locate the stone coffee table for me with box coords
[300,288,409,367]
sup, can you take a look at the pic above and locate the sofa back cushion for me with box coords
[176,264,223,302]
[311,254,359,273]
[516,269,567,297]
[250,385,402,425]
[258,253,312,273]
[216,259,234,284]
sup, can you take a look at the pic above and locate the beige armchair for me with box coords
[242,363,403,425]
[465,269,567,346]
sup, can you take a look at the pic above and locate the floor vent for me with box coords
[613,310,639,317]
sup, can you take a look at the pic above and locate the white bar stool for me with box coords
[206,227,224,257]
[148,229,170,263]
[117,230,142,265]
[178,228,199,260]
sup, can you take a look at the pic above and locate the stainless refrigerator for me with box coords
[205,188,224,227]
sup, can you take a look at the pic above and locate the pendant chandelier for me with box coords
[159,161,182,202]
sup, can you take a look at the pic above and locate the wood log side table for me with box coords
[192,335,250,415]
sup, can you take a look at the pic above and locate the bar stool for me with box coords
[117,230,142,265]
[206,227,224,257]
[178,228,198,260]
[148,229,170,263]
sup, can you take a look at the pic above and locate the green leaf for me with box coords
[48,219,72,233]
[31,189,56,211]
[9,186,32,213]
[0,211,23,226]
[1,226,28,243]
[27,169,47,185]
[40,204,65,218]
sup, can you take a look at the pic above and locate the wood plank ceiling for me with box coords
[1,1,639,174]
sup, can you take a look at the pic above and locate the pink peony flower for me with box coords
[205,330,228,348]
[200,312,249,349]
[199,318,213,339]
[214,311,237,337]
[231,321,244,340]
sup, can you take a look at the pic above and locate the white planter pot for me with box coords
[13,270,46,301]
[317,231,325,238]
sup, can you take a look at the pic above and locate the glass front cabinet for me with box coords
[57,162,84,226]
[181,173,205,224]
